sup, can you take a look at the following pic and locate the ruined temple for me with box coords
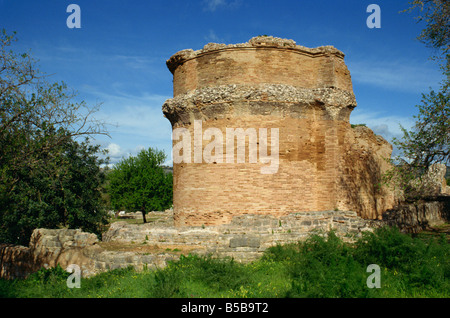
[162,36,396,226]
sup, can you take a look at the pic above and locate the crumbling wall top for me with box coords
[167,36,345,74]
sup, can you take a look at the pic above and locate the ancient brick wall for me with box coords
[167,42,353,97]
[163,36,397,226]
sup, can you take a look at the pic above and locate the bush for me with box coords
[150,267,183,298]
[263,232,369,298]
[27,265,69,284]
[178,255,250,291]
[263,228,449,298]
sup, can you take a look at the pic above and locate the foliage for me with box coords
[0,30,109,245]
[384,82,449,201]
[393,81,449,172]
[404,0,450,72]
[0,137,109,245]
[353,227,449,291]
[383,3,449,199]
[1,227,448,298]
[350,123,367,128]
[107,147,173,222]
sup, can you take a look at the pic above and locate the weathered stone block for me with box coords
[229,236,261,248]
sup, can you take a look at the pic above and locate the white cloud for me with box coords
[105,143,124,157]
[99,142,128,166]
[204,0,226,11]
[205,29,222,43]
[110,54,157,70]
[99,98,171,141]
[85,88,173,166]
[350,109,415,141]
[203,0,241,12]
[350,109,417,158]
[347,58,443,93]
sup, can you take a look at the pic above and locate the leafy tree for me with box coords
[404,0,449,73]
[393,81,449,172]
[0,30,109,245]
[384,2,449,199]
[108,148,173,223]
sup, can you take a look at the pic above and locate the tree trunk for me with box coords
[142,210,147,223]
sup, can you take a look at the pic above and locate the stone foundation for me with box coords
[2,200,448,280]
[103,210,376,262]
[1,210,373,280]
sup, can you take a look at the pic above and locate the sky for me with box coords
[0,0,445,166]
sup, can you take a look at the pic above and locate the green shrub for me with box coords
[263,228,449,298]
[27,265,69,284]
[264,232,369,298]
[183,255,250,291]
[351,123,367,128]
[150,267,183,298]
[150,254,252,297]
[353,227,423,270]
[10,265,71,298]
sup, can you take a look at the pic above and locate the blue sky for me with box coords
[0,0,445,165]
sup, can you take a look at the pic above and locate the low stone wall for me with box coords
[0,210,372,279]
[382,196,450,233]
[0,228,177,280]
[103,211,375,261]
[0,245,36,280]
[2,200,448,280]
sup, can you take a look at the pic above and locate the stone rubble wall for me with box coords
[0,228,176,280]
[408,163,450,198]
[103,211,376,262]
[382,196,450,233]
[1,200,448,280]
[1,211,373,280]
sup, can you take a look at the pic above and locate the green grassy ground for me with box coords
[0,226,448,298]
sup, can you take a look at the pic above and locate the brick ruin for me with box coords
[3,37,450,280]
[163,36,397,226]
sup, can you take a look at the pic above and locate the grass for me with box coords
[0,226,448,298]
